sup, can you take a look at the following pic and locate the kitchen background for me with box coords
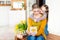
[0,0,60,40]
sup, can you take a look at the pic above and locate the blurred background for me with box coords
[0,0,60,40]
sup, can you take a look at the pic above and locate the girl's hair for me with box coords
[32,3,39,9]
[41,4,49,14]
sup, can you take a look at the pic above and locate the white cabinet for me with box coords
[26,0,36,18]
[0,6,9,26]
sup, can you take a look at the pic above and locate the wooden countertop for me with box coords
[47,34,60,40]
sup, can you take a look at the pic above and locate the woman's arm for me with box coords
[40,12,47,20]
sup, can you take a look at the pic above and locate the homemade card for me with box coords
[30,26,37,35]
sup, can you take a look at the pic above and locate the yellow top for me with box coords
[27,17,47,39]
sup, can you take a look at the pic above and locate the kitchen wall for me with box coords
[0,6,26,40]
[0,6,26,27]
[0,0,36,40]
[0,6,9,26]
[46,0,60,35]
[1,0,60,39]
[0,0,36,26]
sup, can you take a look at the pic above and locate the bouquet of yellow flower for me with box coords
[15,20,27,35]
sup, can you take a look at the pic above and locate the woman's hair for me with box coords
[41,4,49,14]
[32,3,39,9]
[41,4,49,20]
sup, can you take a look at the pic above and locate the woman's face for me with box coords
[39,9,43,13]
[41,6,46,12]
[33,8,40,15]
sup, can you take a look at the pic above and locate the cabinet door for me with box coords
[0,6,9,26]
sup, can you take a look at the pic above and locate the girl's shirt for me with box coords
[27,14,47,39]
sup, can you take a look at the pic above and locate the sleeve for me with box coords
[36,19,47,36]
[27,18,32,32]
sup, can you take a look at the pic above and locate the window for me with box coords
[0,0,11,6]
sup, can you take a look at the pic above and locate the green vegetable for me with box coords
[17,21,27,31]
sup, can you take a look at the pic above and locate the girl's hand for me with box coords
[17,34,23,39]
[19,34,23,39]
[26,30,36,36]
[31,32,36,36]
[26,30,31,35]
[31,34,36,36]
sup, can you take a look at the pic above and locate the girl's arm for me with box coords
[27,18,32,34]
[36,19,47,38]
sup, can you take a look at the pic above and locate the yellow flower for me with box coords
[22,20,26,24]
[14,20,26,34]
[20,20,23,24]
[15,24,18,30]
[20,20,26,24]
[19,31,24,34]
[14,24,18,32]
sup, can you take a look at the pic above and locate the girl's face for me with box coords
[33,8,40,15]
[41,6,46,12]
[39,9,43,13]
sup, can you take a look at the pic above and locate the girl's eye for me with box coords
[34,11,39,12]
[33,10,36,12]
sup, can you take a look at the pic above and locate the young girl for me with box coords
[32,3,49,35]
[41,4,49,35]
[32,3,48,36]
[27,7,47,40]
[32,3,47,21]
